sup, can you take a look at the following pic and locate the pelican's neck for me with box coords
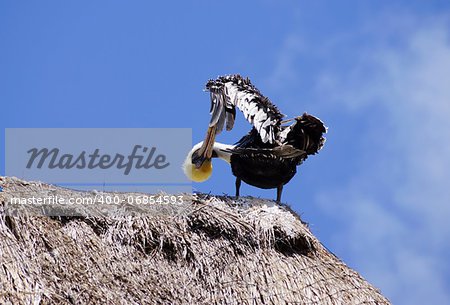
[211,142,234,163]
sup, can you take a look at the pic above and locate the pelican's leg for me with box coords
[235,178,241,198]
[276,185,283,203]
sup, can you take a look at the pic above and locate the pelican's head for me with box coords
[183,142,213,182]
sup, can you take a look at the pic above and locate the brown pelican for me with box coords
[183,74,326,202]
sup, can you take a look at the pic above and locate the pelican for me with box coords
[183,74,326,202]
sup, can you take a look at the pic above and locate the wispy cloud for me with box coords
[315,15,450,305]
[267,10,450,305]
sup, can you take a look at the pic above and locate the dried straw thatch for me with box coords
[0,176,391,305]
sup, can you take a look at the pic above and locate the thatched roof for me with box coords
[0,176,391,305]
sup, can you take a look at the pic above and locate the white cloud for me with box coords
[314,16,450,305]
[267,11,450,305]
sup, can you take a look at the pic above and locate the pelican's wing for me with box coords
[206,74,284,144]
[279,113,327,157]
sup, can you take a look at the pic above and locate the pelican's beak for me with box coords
[192,126,216,168]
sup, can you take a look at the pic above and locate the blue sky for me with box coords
[1,1,450,304]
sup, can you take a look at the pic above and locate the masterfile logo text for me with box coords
[26,145,170,175]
